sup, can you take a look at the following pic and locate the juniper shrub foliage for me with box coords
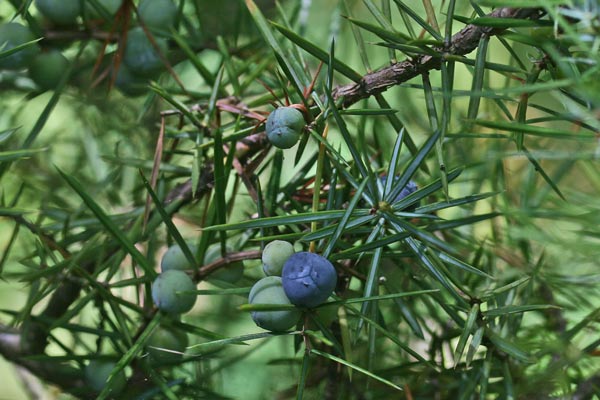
[0,1,599,399]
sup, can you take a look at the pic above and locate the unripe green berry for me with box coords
[84,0,123,20]
[262,240,295,276]
[138,0,177,35]
[161,239,196,272]
[0,23,40,70]
[146,325,188,364]
[265,107,304,149]
[35,0,81,25]
[151,270,197,315]
[249,276,301,332]
[204,243,244,285]
[84,360,127,393]
[115,64,155,96]
[123,27,168,77]
[29,50,69,90]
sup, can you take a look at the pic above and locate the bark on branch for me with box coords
[332,7,545,108]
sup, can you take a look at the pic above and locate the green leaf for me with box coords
[436,251,493,279]
[338,108,398,116]
[388,129,442,203]
[322,179,369,258]
[471,119,595,140]
[466,326,484,367]
[485,329,533,363]
[344,17,411,45]
[187,331,296,351]
[245,0,311,99]
[238,303,297,312]
[477,0,564,6]
[96,315,162,400]
[205,209,370,231]
[481,277,530,300]
[483,304,559,318]
[392,0,443,40]
[296,350,310,400]
[271,22,362,82]
[0,37,41,60]
[310,349,403,391]
[150,83,204,128]
[454,303,479,368]
[326,289,439,308]
[139,170,197,272]
[58,168,155,278]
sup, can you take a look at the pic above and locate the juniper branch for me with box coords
[332,7,545,107]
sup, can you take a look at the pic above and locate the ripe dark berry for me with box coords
[0,23,40,70]
[265,107,304,149]
[262,240,295,276]
[381,176,419,209]
[249,276,301,332]
[393,180,418,203]
[151,270,196,315]
[281,252,337,308]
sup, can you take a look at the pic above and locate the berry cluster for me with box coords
[248,240,338,331]
[112,238,245,383]
[0,0,177,95]
[152,239,245,316]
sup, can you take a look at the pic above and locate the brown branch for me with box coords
[332,7,545,108]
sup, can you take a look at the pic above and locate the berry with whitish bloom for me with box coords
[84,360,127,393]
[281,252,337,308]
[394,180,418,202]
[151,270,197,315]
[262,240,295,276]
[146,325,188,364]
[249,276,301,332]
[265,107,305,149]
[0,23,40,70]
[161,239,196,272]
